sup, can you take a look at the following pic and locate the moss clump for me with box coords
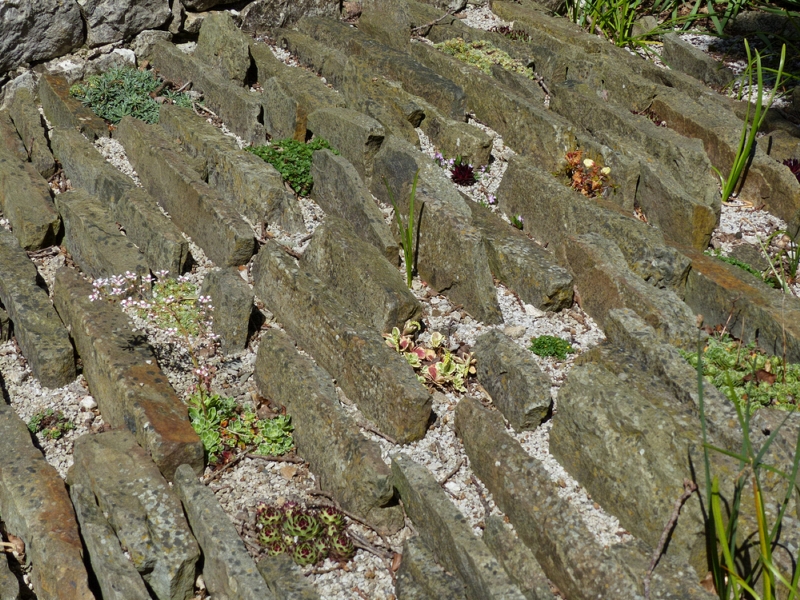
[434,37,535,80]
[246,137,338,196]
[529,335,574,360]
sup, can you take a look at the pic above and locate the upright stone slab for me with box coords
[472,330,552,431]
[372,136,503,324]
[470,202,573,312]
[418,104,492,169]
[55,189,148,279]
[173,465,275,600]
[158,104,305,234]
[116,116,256,267]
[195,12,252,85]
[564,233,699,350]
[306,107,385,181]
[396,536,466,600]
[256,555,320,600]
[69,483,151,600]
[0,111,27,160]
[200,268,253,354]
[53,268,204,480]
[310,149,399,264]
[0,230,75,388]
[662,34,734,89]
[0,550,20,600]
[252,241,432,444]
[255,327,404,533]
[275,28,348,89]
[81,0,170,46]
[0,135,61,251]
[359,0,412,51]
[0,403,92,600]
[300,216,422,333]
[7,88,56,178]
[68,431,200,600]
[392,453,527,600]
[38,74,109,140]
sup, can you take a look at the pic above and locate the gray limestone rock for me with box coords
[38,73,109,140]
[81,0,171,47]
[0,551,20,600]
[7,88,56,179]
[662,33,734,88]
[359,0,412,51]
[391,453,527,600]
[256,555,320,600]
[472,330,552,431]
[300,216,422,333]
[201,268,254,354]
[395,536,466,600]
[195,12,252,85]
[240,0,341,35]
[68,431,200,600]
[173,465,274,600]
[0,230,75,388]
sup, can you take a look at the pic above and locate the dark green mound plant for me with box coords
[69,67,193,124]
[246,137,338,196]
[529,335,574,360]
[28,409,74,440]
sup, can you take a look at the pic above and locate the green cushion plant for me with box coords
[246,137,338,196]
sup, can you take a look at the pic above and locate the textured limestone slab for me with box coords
[68,431,200,600]
[7,88,56,178]
[358,0,412,51]
[372,135,503,324]
[274,29,348,90]
[662,34,734,88]
[0,403,92,600]
[254,328,404,533]
[0,111,27,160]
[0,230,75,388]
[116,116,256,267]
[473,330,552,431]
[256,555,320,600]
[201,268,253,354]
[38,74,108,140]
[69,483,151,600]
[395,535,466,600]
[0,550,20,600]
[0,132,60,251]
[173,465,274,600]
[300,216,422,333]
[240,0,341,34]
[194,12,252,85]
[55,188,148,279]
[81,0,170,47]
[470,202,573,312]
[53,267,204,480]
[158,104,305,234]
[252,241,432,444]
[391,453,527,600]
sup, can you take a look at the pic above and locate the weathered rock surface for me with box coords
[0,130,61,250]
[38,74,109,140]
[55,189,148,279]
[372,135,503,324]
[0,402,92,600]
[0,0,84,75]
[201,268,253,354]
[0,550,20,600]
[662,33,734,88]
[68,430,200,600]
[472,330,552,431]
[483,516,555,600]
[81,0,170,47]
[240,0,341,34]
[116,115,256,267]
[470,202,573,311]
[563,232,699,349]
[173,464,274,600]
[395,535,466,600]
[69,483,151,600]
[7,88,56,178]
[300,216,422,333]
[252,241,432,444]
[310,149,399,264]
[0,230,75,387]
[253,320,404,534]
[0,110,27,160]
[195,12,253,85]
[359,0,412,51]
[53,267,204,479]
[256,555,320,600]
[392,453,527,600]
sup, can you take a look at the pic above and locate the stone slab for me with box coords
[256,555,320,600]
[200,268,253,354]
[116,116,256,267]
[418,106,492,169]
[0,551,20,600]
[0,403,92,600]
[53,267,204,479]
[173,465,274,600]
[69,483,151,600]
[67,431,200,600]
[55,189,148,280]
[274,29,348,90]
[470,202,573,311]
[392,453,527,600]
[0,135,61,251]
[310,149,399,264]
[473,330,552,431]
[0,230,75,388]
[359,0,412,51]
[7,88,56,178]
[195,12,252,85]
[158,104,305,234]
[306,107,384,182]
[252,241,432,444]
[662,33,734,88]
[240,0,341,34]
[300,216,422,333]
[255,327,404,533]
[38,74,109,140]
[81,0,170,47]
[396,535,466,600]
[0,111,27,161]
[371,135,503,324]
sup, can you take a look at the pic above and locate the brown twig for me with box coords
[439,458,464,487]
[349,531,394,560]
[175,80,192,93]
[644,479,697,600]
[357,421,398,446]
[470,474,492,518]
[308,488,336,501]
[203,445,257,484]
[411,8,457,36]
[246,453,305,464]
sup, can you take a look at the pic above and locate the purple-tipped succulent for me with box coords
[451,162,476,186]
[283,512,321,540]
[256,504,284,527]
[328,533,356,561]
[318,506,345,529]
[784,158,800,184]
[267,540,289,557]
[292,540,320,566]
[314,536,330,561]
[324,523,341,539]
[258,526,282,546]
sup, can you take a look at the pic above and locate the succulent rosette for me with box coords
[267,540,289,556]
[258,526,282,545]
[256,504,284,527]
[328,533,355,561]
[293,540,320,566]
[283,511,321,540]
[318,506,345,529]
[313,536,330,561]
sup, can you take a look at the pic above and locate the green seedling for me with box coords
[529,335,574,360]
[28,409,74,440]
[383,170,421,289]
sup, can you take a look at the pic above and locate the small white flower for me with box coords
[583,158,595,168]
[601,166,611,175]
